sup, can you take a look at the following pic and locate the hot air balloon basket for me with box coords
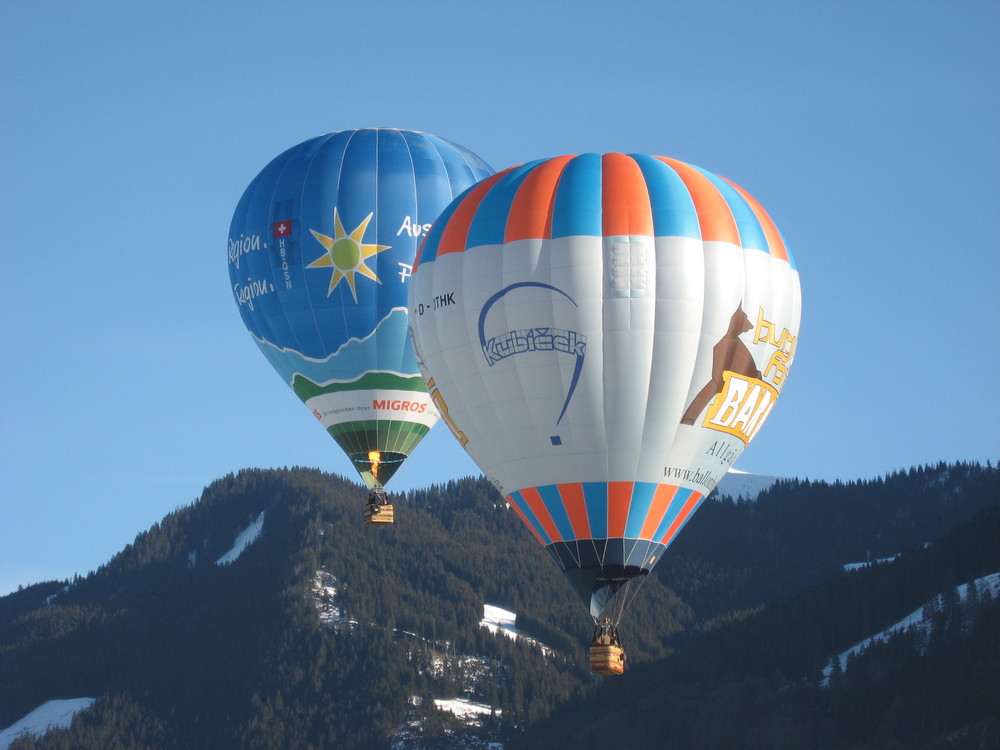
[363,502,394,525]
[589,644,625,675]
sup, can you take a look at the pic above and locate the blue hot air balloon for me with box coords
[229,129,494,488]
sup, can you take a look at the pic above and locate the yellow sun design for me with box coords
[307,208,390,301]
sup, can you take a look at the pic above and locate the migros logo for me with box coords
[372,399,429,414]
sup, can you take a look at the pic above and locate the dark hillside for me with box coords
[1,461,996,749]
[660,461,998,626]
[520,503,1000,750]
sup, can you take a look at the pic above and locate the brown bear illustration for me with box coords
[681,306,761,425]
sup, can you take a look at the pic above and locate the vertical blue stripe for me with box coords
[537,484,576,542]
[508,490,552,545]
[630,154,701,240]
[415,183,475,265]
[335,129,378,232]
[624,482,658,538]
[652,487,695,541]
[690,164,769,253]
[780,227,797,271]
[551,153,603,238]
[582,481,608,539]
[374,130,419,284]
[295,132,348,218]
[395,131,452,243]
[465,161,538,249]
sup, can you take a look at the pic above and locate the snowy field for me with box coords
[0,698,95,749]
[434,698,500,719]
[479,604,517,640]
[479,604,552,656]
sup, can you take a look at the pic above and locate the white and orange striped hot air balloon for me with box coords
[408,153,801,644]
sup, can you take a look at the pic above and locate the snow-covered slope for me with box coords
[712,469,781,501]
[0,698,95,750]
[433,698,501,720]
[215,511,265,566]
[480,604,551,655]
[821,571,1000,686]
[479,604,518,640]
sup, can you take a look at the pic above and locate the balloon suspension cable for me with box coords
[622,572,651,616]
[598,573,651,632]
[609,581,629,627]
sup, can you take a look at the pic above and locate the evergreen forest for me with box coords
[1,460,997,749]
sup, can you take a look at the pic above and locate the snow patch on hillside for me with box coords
[43,584,72,605]
[479,604,552,656]
[434,698,502,720]
[843,554,900,572]
[821,571,1000,686]
[215,511,265,566]
[312,569,350,625]
[480,604,517,639]
[0,698,96,749]
[393,694,504,749]
[712,469,780,501]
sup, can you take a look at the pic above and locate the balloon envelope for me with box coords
[408,153,801,620]
[229,129,494,487]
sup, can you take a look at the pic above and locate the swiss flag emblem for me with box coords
[273,220,293,237]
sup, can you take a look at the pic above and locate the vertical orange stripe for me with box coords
[639,484,679,540]
[505,155,574,242]
[723,177,790,263]
[607,481,633,538]
[436,169,510,256]
[558,482,592,539]
[414,234,429,271]
[602,153,653,237]
[520,487,563,543]
[656,157,740,245]
[659,491,703,545]
[506,497,546,545]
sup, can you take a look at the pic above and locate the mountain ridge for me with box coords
[2,461,997,749]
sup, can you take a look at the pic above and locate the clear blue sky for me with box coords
[2,2,997,595]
